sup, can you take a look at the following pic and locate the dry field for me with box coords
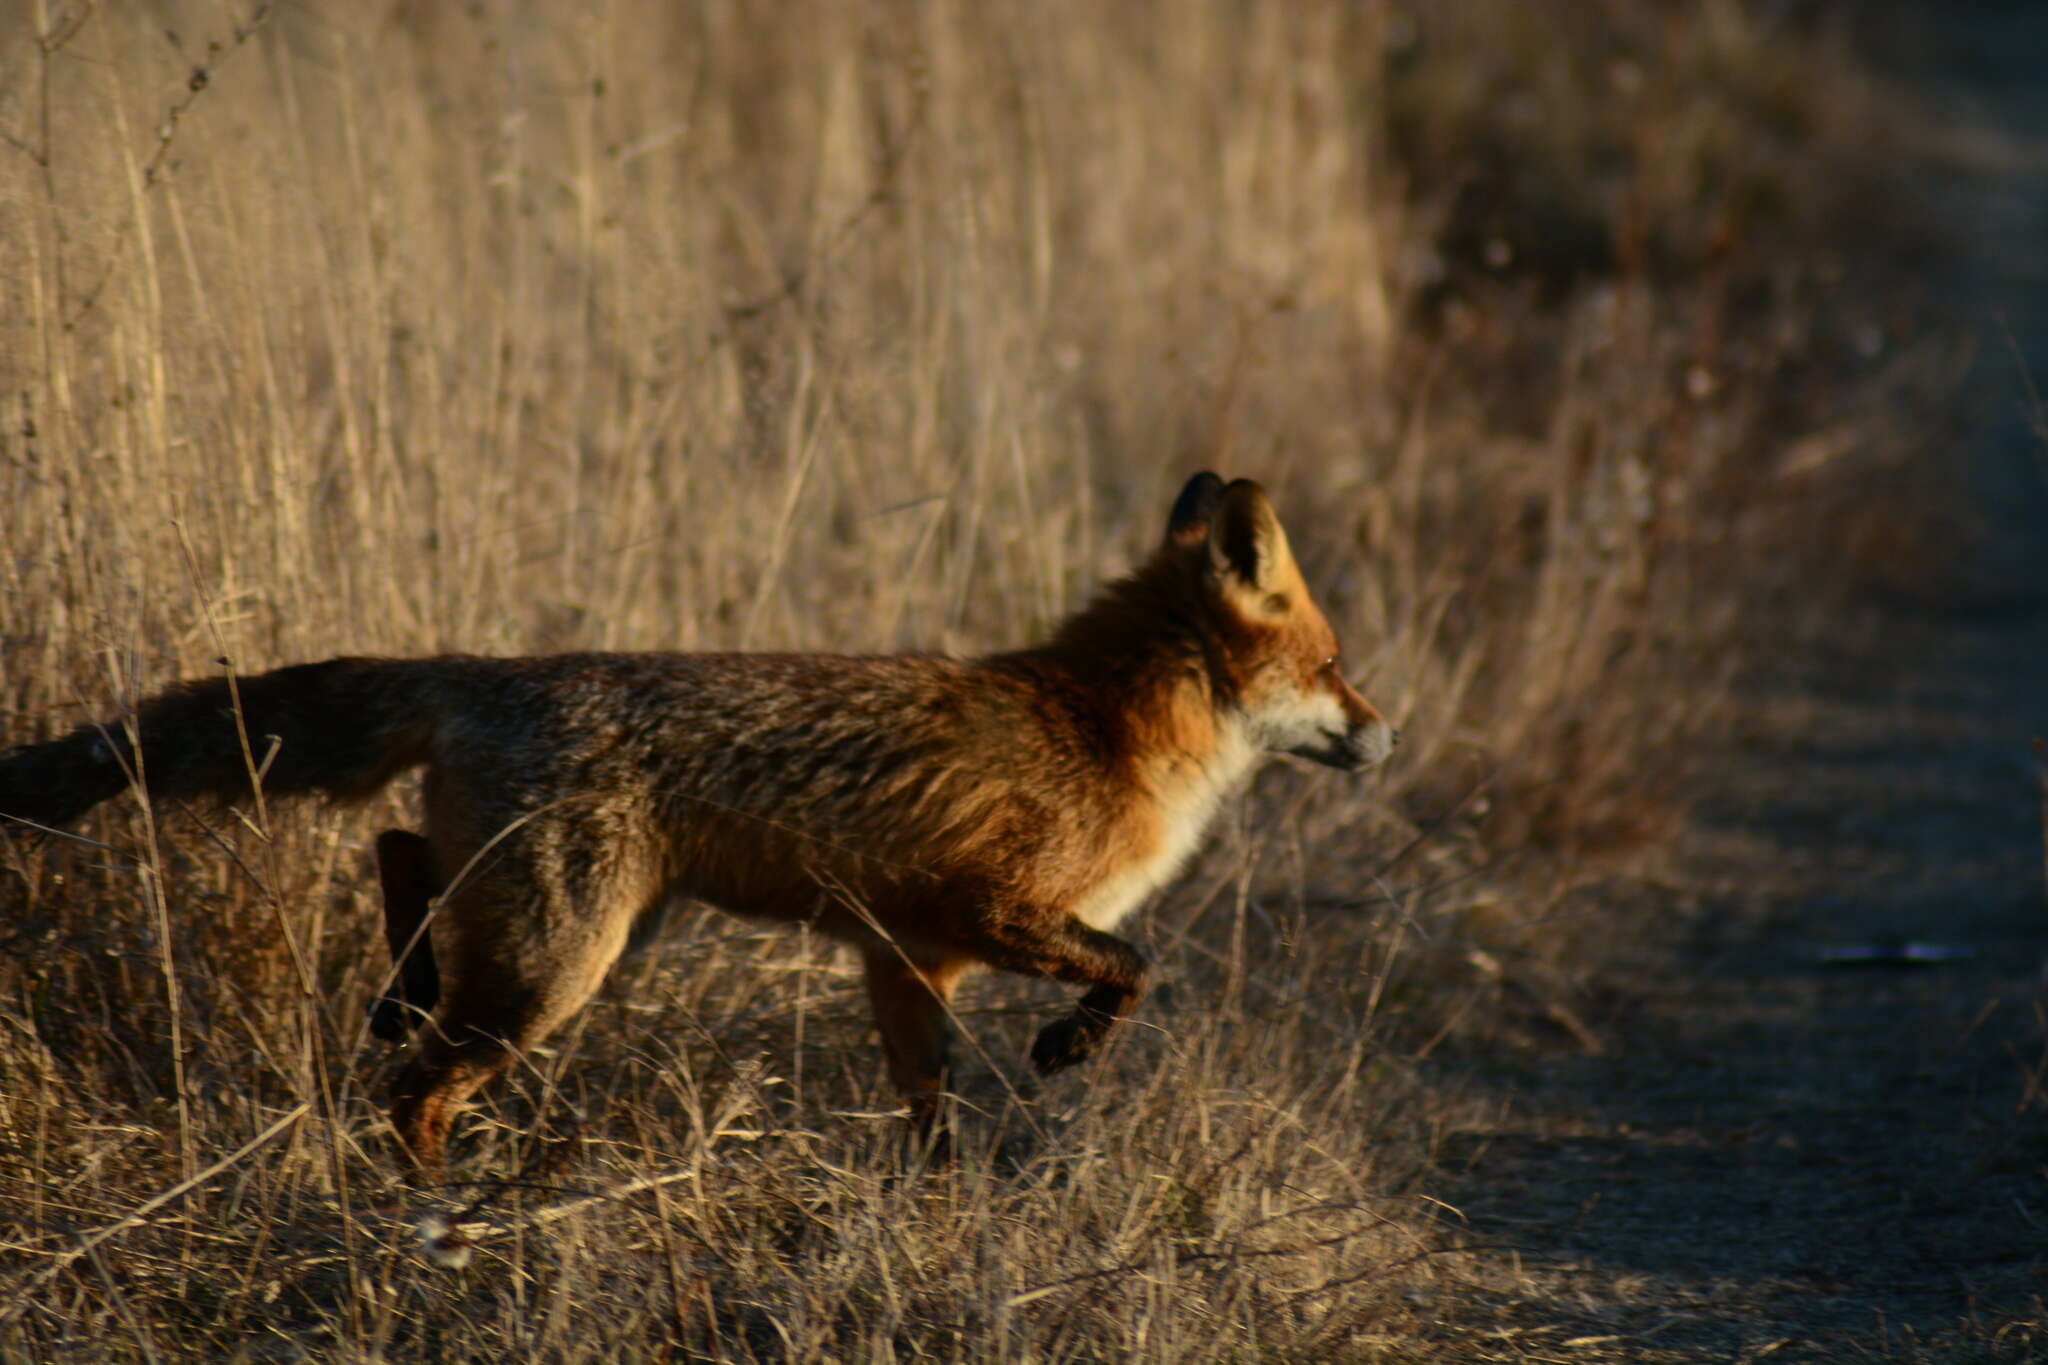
[0,3,2036,1361]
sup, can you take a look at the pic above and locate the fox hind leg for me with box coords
[386,867,650,1184]
[388,966,602,1186]
[369,829,443,1041]
[861,948,971,1157]
[387,998,528,1186]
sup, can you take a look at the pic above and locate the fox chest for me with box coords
[1068,759,1245,932]
[1070,835,1201,932]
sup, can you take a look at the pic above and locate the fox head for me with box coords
[1166,472,1398,771]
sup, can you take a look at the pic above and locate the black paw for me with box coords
[367,993,413,1042]
[1031,1011,1106,1075]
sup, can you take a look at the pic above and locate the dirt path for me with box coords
[1435,607,2048,1360]
[1427,10,2048,1360]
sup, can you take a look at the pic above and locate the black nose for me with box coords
[1391,728,1403,747]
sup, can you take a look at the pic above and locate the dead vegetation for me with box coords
[0,2,1989,1359]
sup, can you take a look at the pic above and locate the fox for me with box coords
[0,474,1396,1181]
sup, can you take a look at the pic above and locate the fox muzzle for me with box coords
[1289,720,1398,771]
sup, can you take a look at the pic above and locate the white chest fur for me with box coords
[1070,725,1257,932]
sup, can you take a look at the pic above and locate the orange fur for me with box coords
[0,474,1397,1180]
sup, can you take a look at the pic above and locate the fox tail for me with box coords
[0,657,440,832]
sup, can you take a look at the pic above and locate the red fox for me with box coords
[0,474,1396,1180]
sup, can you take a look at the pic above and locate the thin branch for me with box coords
[64,3,273,329]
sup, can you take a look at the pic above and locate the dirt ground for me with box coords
[1415,10,2048,1360]
[1427,605,2048,1361]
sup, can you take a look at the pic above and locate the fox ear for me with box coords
[1208,479,1296,595]
[1166,471,1227,549]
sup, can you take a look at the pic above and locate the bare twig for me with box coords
[64,3,273,329]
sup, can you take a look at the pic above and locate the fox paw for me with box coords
[367,994,411,1042]
[367,992,429,1042]
[1031,1011,1110,1075]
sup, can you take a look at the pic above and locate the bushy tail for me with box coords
[0,657,446,832]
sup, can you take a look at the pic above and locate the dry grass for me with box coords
[0,2,1964,1359]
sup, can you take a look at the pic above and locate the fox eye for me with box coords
[1320,655,1342,675]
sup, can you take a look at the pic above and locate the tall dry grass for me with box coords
[0,2,1956,1359]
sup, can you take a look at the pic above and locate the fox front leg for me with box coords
[961,914,1151,1075]
[1030,979,1143,1074]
